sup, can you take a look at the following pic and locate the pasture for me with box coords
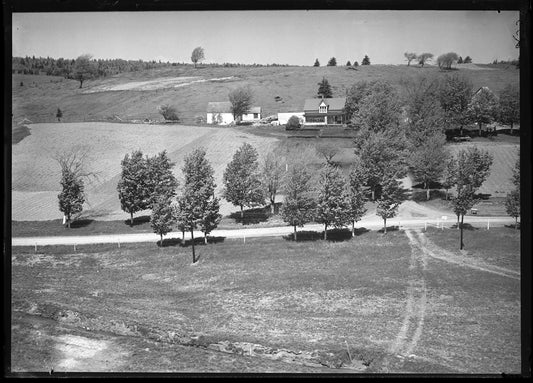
[12,63,519,125]
[11,227,520,373]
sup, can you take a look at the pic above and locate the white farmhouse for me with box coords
[206,101,261,125]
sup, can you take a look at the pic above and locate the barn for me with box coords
[206,102,262,125]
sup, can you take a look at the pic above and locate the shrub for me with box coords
[158,105,179,121]
[285,115,302,130]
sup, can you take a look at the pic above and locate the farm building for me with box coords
[277,112,305,125]
[206,102,262,125]
[303,97,347,125]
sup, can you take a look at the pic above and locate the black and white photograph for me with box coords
[5,1,529,377]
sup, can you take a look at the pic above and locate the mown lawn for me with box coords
[11,227,521,374]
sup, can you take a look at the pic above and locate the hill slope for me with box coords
[12,64,519,125]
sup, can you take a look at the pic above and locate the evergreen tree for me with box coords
[315,164,349,240]
[281,163,316,241]
[362,55,371,65]
[58,167,85,228]
[345,159,368,236]
[150,195,176,245]
[223,143,264,221]
[117,150,149,226]
[56,108,63,122]
[313,58,320,67]
[346,60,352,66]
[327,57,337,66]
[317,77,333,98]
[353,61,359,67]
[463,56,472,64]
[457,56,463,64]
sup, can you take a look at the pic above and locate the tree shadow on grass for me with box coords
[124,215,151,227]
[158,236,226,247]
[504,223,521,230]
[377,225,401,234]
[283,228,361,242]
[229,206,271,225]
[474,193,492,200]
[69,219,94,228]
[450,223,479,231]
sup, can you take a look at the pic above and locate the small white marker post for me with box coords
[424,221,427,231]
[487,219,490,230]
[243,235,246,244]
[118,238,121,248]
[34,243,37,253]
[74,243,77,252]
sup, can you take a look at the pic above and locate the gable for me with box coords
[304,97,346,112]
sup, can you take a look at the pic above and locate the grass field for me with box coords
[11,122,278,221]
[12,64,519,125]
[11,227,520,373]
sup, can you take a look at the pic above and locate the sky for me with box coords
[12,10,519,65]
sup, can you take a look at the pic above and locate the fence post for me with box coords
[34,243,37,253]
[243,235,246,244]
[424,221,427,231]
[118,238,121,248]
[487,219,490,230]
[74,243,77,252]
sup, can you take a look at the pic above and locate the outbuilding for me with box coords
[206,102,262,125]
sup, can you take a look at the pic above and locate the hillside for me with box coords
[12,64,519,125]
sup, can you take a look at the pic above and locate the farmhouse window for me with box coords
[319,105,328,113]
[306,116,326,123]
[253,113,259,118]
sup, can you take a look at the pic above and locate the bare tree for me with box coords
[417,53,434,67]
[316,142,339,165]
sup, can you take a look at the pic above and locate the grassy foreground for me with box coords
[11,227,520,374]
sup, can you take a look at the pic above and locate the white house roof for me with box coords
[207,102,261,114]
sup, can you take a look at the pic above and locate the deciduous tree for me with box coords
[409,133,449,200]
[417,52,434,67]
[158,105,180,121]
[505,189,520,229]
[179,148,220,262]
[315,164,349,240]
[344,80,371,122]
[362,55,371,65]
[150,195,176,245]
[58,167,85,229]
[451,184,475,249]
[376,173,405,234]
[228,87,253,122]
[316,142,339,165]
[73,54,97,88]
[441,157,457,200]
[467,87,499,136]
[261,150,284,214]
[345,159,367,236]
[498,84,520,134]
[437,52,459,70]
[145,150,178,208]
[281,163,316,241]
[117,150,149,226]
[438,74,473,134]
[191,47,205,68]
[223,143,264,221]
[404,52,417,66]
